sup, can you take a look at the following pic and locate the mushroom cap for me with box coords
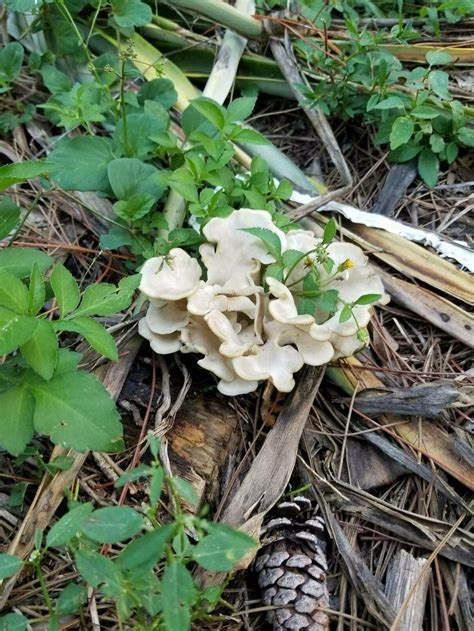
[218,376,259,396]
[180,316,235,382]
[205,309,258,358]
[139,248,201,301]
[267,278,315,327]
[187,282,257,320]
[200,209,286,291]
[146,298,189,335]
[265,320,334,367]
[138,318,182,354]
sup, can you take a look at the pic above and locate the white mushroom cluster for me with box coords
[139,209,388,396]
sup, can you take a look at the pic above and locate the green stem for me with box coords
[34,556,55,618]
[7,190,42,246]
[120,59,132,157]
[168,0,263,38]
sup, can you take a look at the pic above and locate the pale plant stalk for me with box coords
[168,0,262,38]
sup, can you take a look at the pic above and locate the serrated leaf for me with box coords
[57,582,87,615]
[21,319,58,381]
[46,502,94,548]
[456,126,474,148]
[0,196,20,239]
[74,549,123,597]
[111,0,152,28]
[28,264,46,315]
[55,316,118,361]
[0,554,22,580]
[339,305,352,323]
[389,116,414,150]
[242,227,282,261]
[82,506,144,543]
[0,247,52,278]
[323,218,337,244]
[418,148,439,188]
[29,370,123,452]
[0,308,37,354]
[0,385,34,456]
[281,249,305,269]
[161,561,195,631]
[428,70,451,100]
[71,282,134,318]
[116,524,174,571]
[446,141,458,163]
[372,96,405,110]
[0,271,28,313]
[192,524,256,571]
[0,160,50,192]
[50,264,80,317]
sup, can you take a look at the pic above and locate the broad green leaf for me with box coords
[192,524,256,571]
[323,218,337,244]
[107,158,163,200]
[74,549,123,597]
[446,141,458,163]
[426,50,451,66]
[46,502,94,547]
[389,116,414,150]
[50,264,80,317]
[0,247,52,278]
[113,194,155,221]
[0,553,22,579]
[0,385,34,456]
[389,142,422,162]
[114,111,169,160]
[0,612,27,631]
[189,97,226,130]
[21,319,58,381]
[40,65,72,94]
[0,43,24,83]
[0,385,35,456]
[111,0,152,28]
[55,316,118,361]
[314,289,339,314]
[138,78,177,110]
[355,293,382,305]
[57,583,87,614]
[30,370,123,452]
[0,271,28,313]
[242,227,282,261]
[172,477,199,508]
[428,70,451,100]
[116,524,174,571]
[372,95,405,110]
[0,308,37,354]
[82,506,144,543]
[231,128,268,144]
[418,148,439,188]
[161,561,195,631]
[99,227,134,251]
[297,296,317,317]
[149,467,164,506]
[71,281,135,318]
[339,305,352,323]
[281,250,304,269]
[456,126,474,148]
[430,134,445,153]
[410,105,441,119]
[49,137,115,193]
[226,97,256,123]
[4,0,39,9]
[0,196,20,239]
[0,160,51,192]
[28,264,46,315]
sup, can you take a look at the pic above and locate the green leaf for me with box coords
[0,271,28,313]
[40,65,72,94]
[21,319,58,381]
[116,524,174,571]
[82,506,144,543]
[50,264,80,317]
[339,305,352,323]
[111,0,152,28]
[74,549,123,597]
[0,160,51,192]
[107,158,163,200]
[0,384,34,456]
[242,227,282,261]
[138,78,177,110]
[172,477,199,508]
[323,218,337,244]
[46,502,94,547]
[264,263,284,283]
[161,561,195,631]
[226,97,256,123]
[30,370,123,452]
[446,141,458,164]
[355,293,382,305]
[57,582,87,614]
[0,43,23,84]
[410,105,441,119]
[0,196,20,239]
[0,612,27,631]
[49,137,115,193]
[426,50,451,66]
[418,148,439,188]
[430,133,445,153]
[231,128,269,144]
[428,70,451,100]
[113,194,155,221]
[0,247,52,278]
[372,95,405,110]
[297,296,318,317]
[0,308,37,354]
[149,467,164,506]
[456,126,474,148]
[71,281,135,318]
[388,142,423,162]
[314,289,339,314]
[115,465,151,488]
[192,524,256,571]
[55,316,118,361]
[114,113,169,160]
[281,250,305,269]
[99,227,133,251]
[389,116,414,150]
[0,554,22,580]
[28,264,46,315]
[190,97,226,130]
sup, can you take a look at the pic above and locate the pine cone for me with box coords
[254,496,330,630]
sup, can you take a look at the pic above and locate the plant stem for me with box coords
[168,0,263,38]
[34,555,55,618]
[7,189,42,246]
[120,59,132,157]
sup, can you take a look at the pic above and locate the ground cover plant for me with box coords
[0,0,473,629]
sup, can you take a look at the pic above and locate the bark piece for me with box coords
[385,550,430,631]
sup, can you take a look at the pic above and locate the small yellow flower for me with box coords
[341,258,353,270]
